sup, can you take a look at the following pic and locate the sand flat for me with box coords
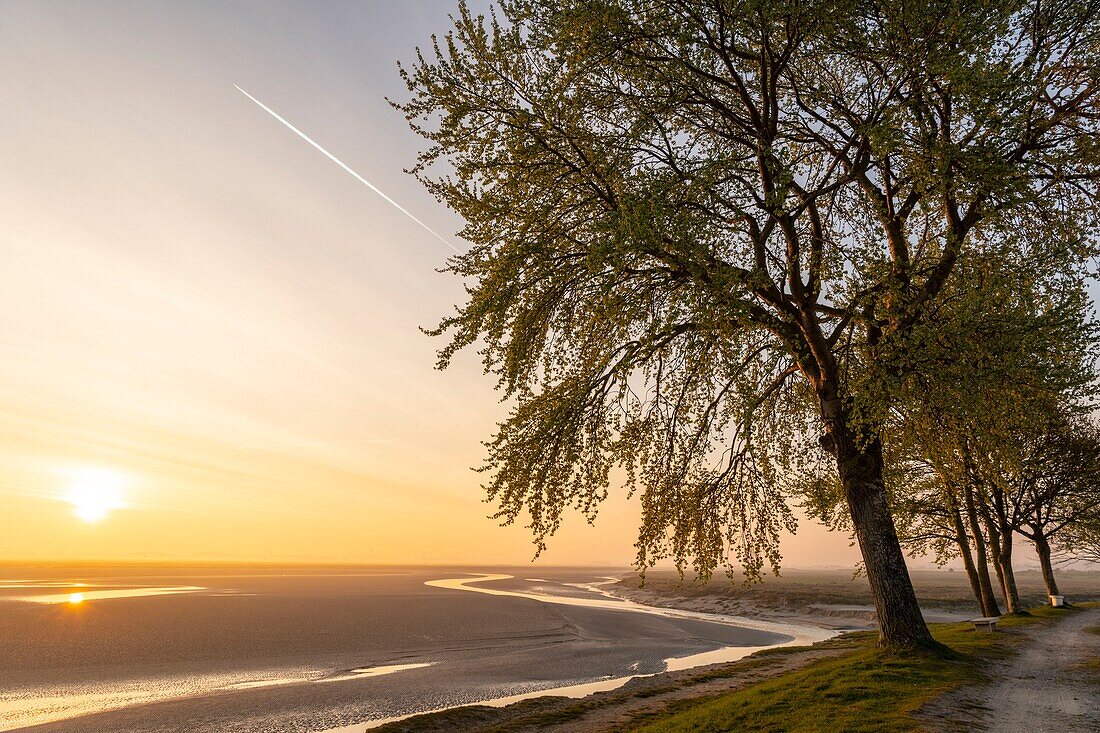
[0,565,806,733]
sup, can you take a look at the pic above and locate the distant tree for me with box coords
[904,411,1100,614]
[892,452,1004,617]
[1062,514,1100,566]
[849,252,1095,616]
[400,1,1100,646]
[1014,418,1100,597]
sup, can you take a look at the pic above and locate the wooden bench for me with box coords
[971,616,999,633]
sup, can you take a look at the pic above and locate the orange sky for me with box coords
[0,1,868,569]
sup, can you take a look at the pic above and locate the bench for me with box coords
[971,616,999,633]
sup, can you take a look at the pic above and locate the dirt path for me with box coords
[927,607,1100,732]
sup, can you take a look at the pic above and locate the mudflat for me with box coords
[0,564,791,733]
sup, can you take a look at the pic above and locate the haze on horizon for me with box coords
[0,1,862,568]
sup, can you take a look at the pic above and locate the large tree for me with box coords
[400,0,1100,646]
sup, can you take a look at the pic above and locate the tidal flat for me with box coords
[0,564,811,732]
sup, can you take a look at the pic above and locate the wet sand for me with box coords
[0,565,803,732]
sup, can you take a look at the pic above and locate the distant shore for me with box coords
[607,567,1100,629]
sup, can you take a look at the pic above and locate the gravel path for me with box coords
[927,607,1100,732]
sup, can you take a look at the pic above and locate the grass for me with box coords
[627,606,1085,733]
[1079,611,1100,680]
[375,650,812,732]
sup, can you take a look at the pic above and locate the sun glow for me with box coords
[64,468,127,522]
[68,592,84,604]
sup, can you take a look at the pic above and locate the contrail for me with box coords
[234,85,459,253]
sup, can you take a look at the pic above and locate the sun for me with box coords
[64,468,127,522]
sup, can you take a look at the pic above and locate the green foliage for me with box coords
[1064,514,1100,564]
[817,246,1100,554]
[398,0,1100,579]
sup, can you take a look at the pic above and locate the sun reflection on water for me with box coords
[5,585,203,604]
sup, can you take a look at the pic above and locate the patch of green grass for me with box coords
[378,639,859,732]
[628,613,1054,733]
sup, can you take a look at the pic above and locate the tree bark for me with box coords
[963,484,1001,616]
[1033,532,1060,597]
[979,486,1023,614]
[997,532,1023,614]
[984,520,1011,609]
[973,535,1001,617]
[829,426,933,646]
[949,499,985,614]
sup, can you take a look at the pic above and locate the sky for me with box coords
[0,0,867,568]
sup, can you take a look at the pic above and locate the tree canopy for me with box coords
[400,0,1100,645]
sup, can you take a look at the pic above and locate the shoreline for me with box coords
[319,573,836,733]
[2,569,824,733]
[13,567,1093,732]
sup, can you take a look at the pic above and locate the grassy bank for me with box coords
[375,642,854,732]
[378,603,1095,732]
[630,605,1093,733]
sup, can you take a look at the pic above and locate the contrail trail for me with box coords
[234,85,459,254]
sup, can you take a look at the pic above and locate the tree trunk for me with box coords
[963,484,1001,616]
[831,430,933,646]
[1033,532,1060,597]
[984,519,1010,610]
[973,536,1001,617]
[997,532,1023,614]
[949,500,985,614]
